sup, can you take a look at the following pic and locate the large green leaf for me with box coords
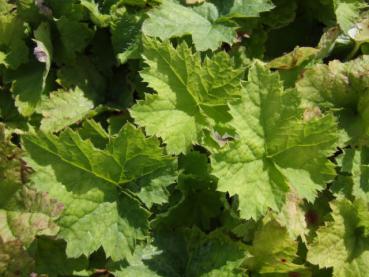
[22,123,175,260]
[211,62,338,219]
[28,162,148,261]
[296,55,369,146]
[130,38,244,154]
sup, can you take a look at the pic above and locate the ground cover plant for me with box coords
[2,0,369,276]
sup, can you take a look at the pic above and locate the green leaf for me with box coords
[38,87,94,132]
[109,123,177,207]
[26,158,149,261]
[334,0,367,34]
[185,228,247,276]
[107,123,176,183]
[308,199,369,276]
[57,56,106,102]
[10,62,47,117]
[23,129,123,185]
[111,231,187,277]
[23,123,173,188]
[44,0,85,20]
[268,46,319,88]
[0,89,29,132]
[31,238,89,277]
[211,62,338,219]
[22,124,175,259]
[33,22,53,86]
[296,55,369,145]
[111,12,142,64]
[142,1,236,51]
[112,228,247,277]
[0,0,15,14]
[55,16,94,62]
[316,26,341,59]
[0,14,29,69]
[268,47,319,70]
[81,0,111,27]
[260,0,298,29]
[127,161,177,208]
[211,0,275,19]
[79,119,110,149]
[16,0,50,22]
[153,153,224,231]
[334,147,369,202]
[245,219,304,274]
[130,38,244,154]
[8,22,53,117]
[152,176,225,230]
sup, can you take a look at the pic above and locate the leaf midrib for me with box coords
[24,136,118,185]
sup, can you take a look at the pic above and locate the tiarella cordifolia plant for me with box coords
[1,0,369,276]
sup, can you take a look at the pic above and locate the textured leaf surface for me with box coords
[131,38,243,154]
[23,123,175,260]
[0,125,64,276]
[245,219,304,274]
[142,1,236,51]
[211,62,338,219]
[57,56,106,102]
[211,0,275,19]
[113,228,247,277]
[0,238,34,277]
[9,22,53,117]
[334,147,369,202]
[56,16,94,62]
[38,88,94,132]
[1,0,369,275]
[111,13,142,64]
[32,238,89,277]
[297,55,369,145]
[334,0,367,33]
[26,153,149,261]
[0,124,22,207]
[11,62,47,117]
[308,199,369,276]
[0,14,29,69]
[276,190,308,241]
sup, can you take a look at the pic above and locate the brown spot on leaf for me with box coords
[303,106,322,121]
[305,209,319,226]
